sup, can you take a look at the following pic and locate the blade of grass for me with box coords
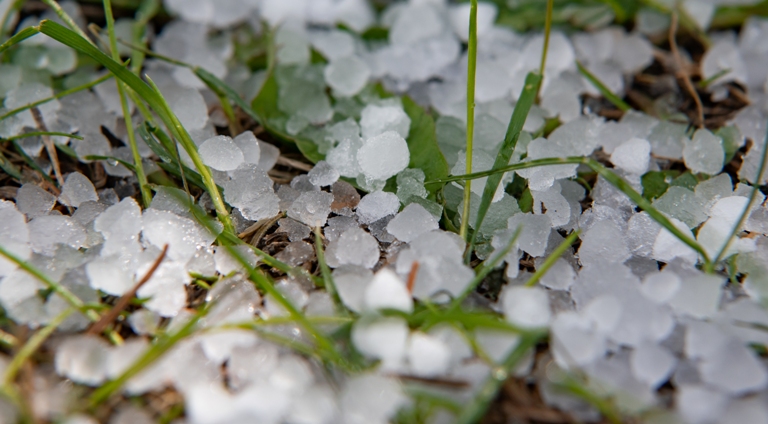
[710,123,768,269]
[130,0,160,73]
[0,150,21,180]
[12,140,55,184]
[537,0,554,99]
[102,0,152,207]
[36,20,234,232]
[576,61,631,112]
[40,0,95,45]
[2,308,74,387]
[455,333,545,424]
[4,131,83,141]
[0,27,39,56]
[83,155,137,172]
[459,0,479,241]
[313,227,349,316]
[698,68,730,88]
[525,230,580,287]
[427,156,712,265]
[466,72,541,262]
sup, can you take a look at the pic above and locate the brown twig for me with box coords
[406,261,419,293]
[87,245,168,336]
[669,12,705,128]
[276,155,313,172]
[29,107,65,188]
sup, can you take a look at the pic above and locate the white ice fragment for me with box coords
[287,191,334,227]
[309,29,355,61]
[199,136,244,171]
[630,343,676,389]
[327,227,379,269]
[448,2,498,42]
[668,274,724,319]
[28,215,86,256]
[364,268,412,313]
[699,338,768,395]
[677,385,727,424]
[326,136,363,178]
[406,332,450,377]
[501,286,551,328]
[128,310,160,336]
[136,261,189,317]
[702,37,747,85]
[340,374,407,424]
[55,335,110,386]
[213,245,259,275]
[578,220,630,267]
[652,217,699,264]
[58,172,98,207]
[264,278,309,317]
[360,104,411,140]
[224,165,280,222]
[683,129,724,175]
[307,160,340,187]
[356,191,400,225]
[538,258,575,290]
[333,266,373,313]
[610,138,651,174]
[640,271,681,304]
[94,197,142,240]
[386,203,438,243]
[15,184,56,219]
[506,213,552,257]
[233,131,260,165]
[257,140,279,171]
[357,131,410,183]
[325,56,370,97]
[86,257,134,296]
[163,84,209,131]
[720,398,768,424]
[551,311,606,369]
[475,329,521,364]
[142,209,214,262]
[351,317,408,370]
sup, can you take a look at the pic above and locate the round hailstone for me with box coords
[199,136,244,171]
[610,137,651,174]
[501,286,551,328]
[359,104,411,139]
[307,160,340,187]
[386,203,438,243]
[357,131,410,182]
[363,268,413,313]
[233,131,261,165]
[406,332,451,377]
[324,55,371,97]
[356,191,400,225]
[683,129,724,175]
[59,172,98,207]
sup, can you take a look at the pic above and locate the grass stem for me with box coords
[525,230,580,287]
[460,0,479,241]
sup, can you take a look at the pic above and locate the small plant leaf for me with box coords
[401,96,449,197]
[641,170,679,200]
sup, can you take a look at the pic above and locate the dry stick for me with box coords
[406,261,420,293]
[87,245,168,336]
[29,107,64,188]
[669,12,705,129]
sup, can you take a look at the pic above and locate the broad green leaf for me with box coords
[641,170,679,200]
[401,96,449,197]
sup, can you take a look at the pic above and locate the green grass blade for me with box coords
[0,27,39,56]
[4,131,83,141]
[576,61,631,112]
[40,0,95,46]
[3,308,73,386]
[130,0,160,73]
[36,19,233,232]
[525,230,580,287]
[12,140,55,184]
[313,227,349,316]
[83,155,137,172]
[466,72,542,260]
[0,150,22,180]
[460,0,479,241]
[537,0,554,99]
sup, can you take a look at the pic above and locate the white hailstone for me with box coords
[136,261,190,317]
[406,332,451,377]
[363,268,413,313]
[309,29,355,60]
[640,270,681,304]
[701,37,747,85]
[15,184,56,219]
[683,129,724,175]
[359,104,411,140]
[287,191,334,227]
[668,274,724,319]
[351,317,409,370]
[340,374,407,424]
[386,203,439,243]
[357,131,411,183]
[55,335,111,386]
[85,257,134,296]
[326,137,363,178]
[94,197,142,240]
[630,343,677,389]
[501,286,551,328]
[538,258,576,290]
[28,215,86,256]
[652,217,698,264]
[506,213,552,257]
[676,385,728,424]
[233,131,261,165]
[327,227,380,269]
[577,220,630,267]
[163,84,209,131]
[324,55,371,97]
[551,311,606,369]
[142,209,215,263]
[58,172,98,207]
[610,137,651,174]
[356,191,400,225]
[307,160,340,187]
[474,329,522,364]
[333,266,373,313]
[198,136,244,171]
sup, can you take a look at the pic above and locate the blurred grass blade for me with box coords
[83,155,137,172]
[40,0,95,45]
[0,27,39,56]
[460,0,479,241]
[537,0,554,99]
[4,131,83,141]
[576,61,631,112]
[314,227,349,316]
[12,140,55,183]
[525,230,580,287]
[130,0,160,73]
[467,72,542,261]
[0,150,21,180]
[36,19,233,232]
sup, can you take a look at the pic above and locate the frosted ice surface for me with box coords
[327,227,379,269]
[683,129,725,175]
[257,140,280,171]
[324,216,358,243]
[351,317,408,370]
[340,374,406,424]
[578,220,630,267]
[291,175,319,193]
[610,138,651,174]
[702,37,747,85]
[720,398,768,424]
[695,173,733,211]
[276,218,310,242]
[331,180,360,214]
[697,196,756,258]
[501,286,551,328]
[630,343,676,389]
[224,165,280,222]
[475,329,521,364]
[307,160,340,187]
[128,309,160,336]
[334,266,373,313]
[326,136,363,178]
[699,337,768,394]
[531,183,571,227]
[652,217,698,263]
[136,261,189,317]
[28,215,86,256]
[142,209,214,262]
[406,332,450,377]
[506,213,551,257]
[640,271,681,304]
[516,138,580,191]
[448,2,497,41]
[233,131,261,165]
[613,33,655,73]
[276,241,314,267]
[668,274,724,319]
[213,245,259,275]
[86,257,134,296]
[388,2,446,46]
[647,121,686,159]
[286,385,338,424]
[4,83,59,128]
[364,268,412,313]
[199,136,244,171]
[59,172,98,208]
[627,212,662,258]
[107,338,149,380]
[94,198,142,241]
[325,118,360,145]
[538,258,575,290]
[653,187,708,228]
[275,26,310,66]
[358,130,410,184]
[55,335,110,385]
[396,168,427,204]
[15,184,56,219]
[287,191,333,227]
[163,84,209,131]
[677,385,727,424]
[309,29,355,61]
[356,191,399,225]
[360,104,411,140]
[551,311,606,369]
[387,203,438,243]
[325,55,370,97]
